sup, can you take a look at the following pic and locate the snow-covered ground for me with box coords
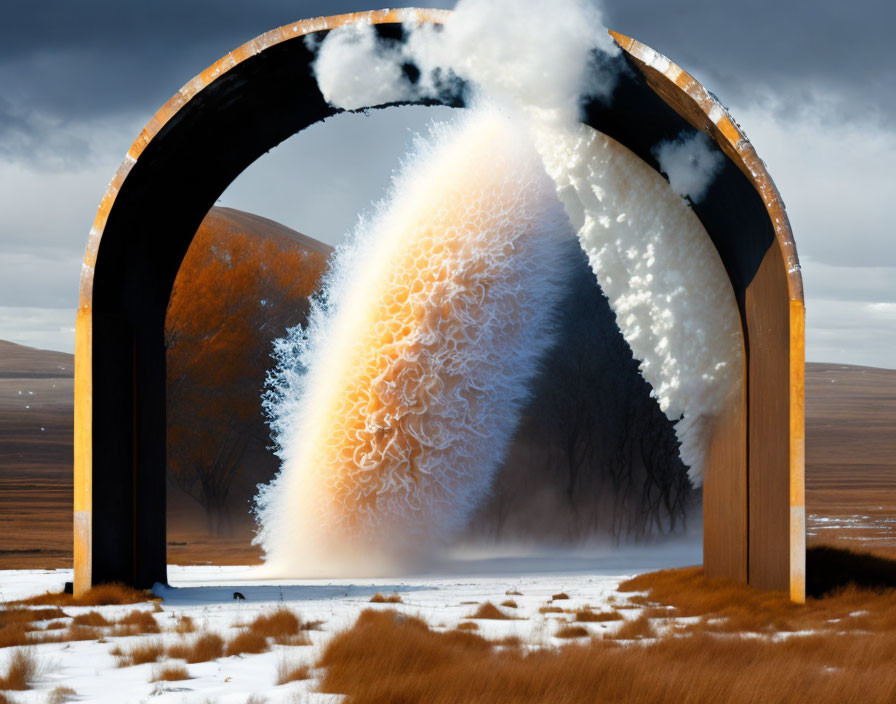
[0,542,700,704]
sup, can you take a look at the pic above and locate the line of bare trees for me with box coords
[466,249,694,543]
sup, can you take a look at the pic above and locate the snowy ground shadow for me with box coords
[424,541,703,578]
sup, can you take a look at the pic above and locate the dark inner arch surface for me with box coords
[89,25,772,587]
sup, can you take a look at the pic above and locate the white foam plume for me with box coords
[533,124,742,484]
[652,130,726,203]
[254,107,575,574]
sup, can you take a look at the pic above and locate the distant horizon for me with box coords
[4,332,895,374]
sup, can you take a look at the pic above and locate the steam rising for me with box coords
[652,130,726,203]
[255,108,575,573]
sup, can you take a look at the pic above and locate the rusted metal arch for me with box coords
[74,9,805,601]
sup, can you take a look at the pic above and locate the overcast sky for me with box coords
[0,0,893,368]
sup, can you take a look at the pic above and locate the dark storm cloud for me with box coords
[0,0,890,134]
[0,1,452,126]
[0,97,92,169]
[601,0,895,123]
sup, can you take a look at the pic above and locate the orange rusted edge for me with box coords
[75,12,805,600]
[608,31,806,602]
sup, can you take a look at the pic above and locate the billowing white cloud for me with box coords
[651,130,724,203]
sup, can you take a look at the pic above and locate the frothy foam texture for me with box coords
[254,108,576,574]
[533,124,742,485]
[255,2,742,573]
[305,1,740,486]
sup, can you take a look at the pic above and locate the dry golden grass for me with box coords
[0,608,69,648]
[610,614,656,640]
[573,609,622,623]
[248,607,302,644]
[551,592,570,601]
[500,600,518,609]
[0,608,65,628]
[277,632,313,647]
[12,583,149,608]
[114,609,160,636]
[369,593,402,604]
[166,632,224,663]
[316,604,896,704]
[469,603,512,620]
[173,615,195,635]
[455,622,478,631]
[505,590,522,596]
[43,621,65,631]
[492,636,523,648]
[276,656,311,685]
[112,639,165,667]
[555,625,589,639]
[226,629,269,657]
[0,649,36,690]
[57,624,100,642]
[538,606,564,614]
[619,550,896,635]
[71,611,109,627]
[46,686,77,704]
[151,664,190,682]
[0,625,28,650]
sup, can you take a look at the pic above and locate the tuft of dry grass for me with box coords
[0,649,36,690]
[13,583,150,608]
[59,624,100,642]
[151,664,190,682]
[0,625,28,650]
[173,615,195,635]
[114,609,160,636]
[276,657,311,685]
[71,611,109,627]
[538,606,564,615]
[455,622,478,631]
[226,629,269,657]
[167,632,224,664]
[369,593,402,604]
[500,600,518,609]
[505,590,522,596]
[573,609,622,623]
[610,614,656,640]
[551,593,570,601]
[469,603,512,620]
[46,686,77,704]
[248,607,302,644]
[555,626,589,639]
[43,621,65,631]
[277,632,312,646]
[246,695,268,704]
[113,639,165,667]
